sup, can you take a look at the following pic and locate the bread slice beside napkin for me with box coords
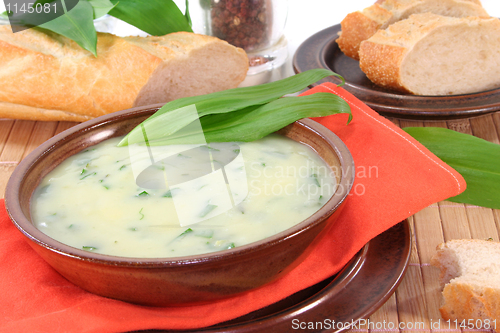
[0,27,249,122]
[431,239,500,330]
[358,13,500,95]
[336,0,489,60]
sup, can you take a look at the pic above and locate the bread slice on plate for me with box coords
[431,239,500,330]
[0,27,249,122]
[337,0,489,60]
[358,13,500,96]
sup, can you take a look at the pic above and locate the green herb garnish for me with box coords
[311,173,321,187]
[201,145,220,151]
[80,171,96,180]
[199,204,217,218]
[99,174,110,183]
[139,207,144,220]
[82,246,98,251]
[136,191,149,197]
[174,228,193,241]
[117,69,351,147]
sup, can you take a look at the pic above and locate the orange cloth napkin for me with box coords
[0,83,466,333]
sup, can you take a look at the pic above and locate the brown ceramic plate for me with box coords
[138,220,411,333]
[293,24,500,120]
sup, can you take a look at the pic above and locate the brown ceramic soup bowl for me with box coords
[5,104,354,307]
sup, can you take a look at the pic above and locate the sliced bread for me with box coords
[337,0,489,60]
[0,27,249,122]
[358,13,500,95]
[431,239,500,330]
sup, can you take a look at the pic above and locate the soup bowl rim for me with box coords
[5,104,355,267]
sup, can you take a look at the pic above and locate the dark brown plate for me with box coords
[139,220,411,333]
[293,24,500,120]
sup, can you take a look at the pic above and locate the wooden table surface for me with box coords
[1,111,499,333]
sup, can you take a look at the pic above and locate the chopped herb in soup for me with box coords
[31,134,337,258]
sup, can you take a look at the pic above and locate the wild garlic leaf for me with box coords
[37,0,98,56]
[404,127,500,209]
[5,1,74,29]
[87,0,117,19]
[5,0,190,55]
[146,68,344,122]
[119,69,348,146]
[109,0,192,35]
[184,0,192,27]
[145,93,351,145]
[33,0,116,19]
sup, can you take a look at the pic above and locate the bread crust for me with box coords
[440,283,500,323]
[358,13,500,95]
[337,7,391,60]
[0,101,92,122]
[0,27,161,119]
[432,239,500,331]
[0,27,248,122]
[358,43,406,91]
[337,0,489,60]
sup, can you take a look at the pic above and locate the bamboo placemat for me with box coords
[1,112,499,333]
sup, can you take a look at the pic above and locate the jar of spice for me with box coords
[192,0,288,85]
[209,0,272,52]
[195,0,287,52]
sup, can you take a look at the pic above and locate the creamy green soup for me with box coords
[31,134,337,258]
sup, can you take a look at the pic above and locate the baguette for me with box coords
[358,13,500,95]
[431,239,500,331]
[337,0,489,60]
[0,26,249,122]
